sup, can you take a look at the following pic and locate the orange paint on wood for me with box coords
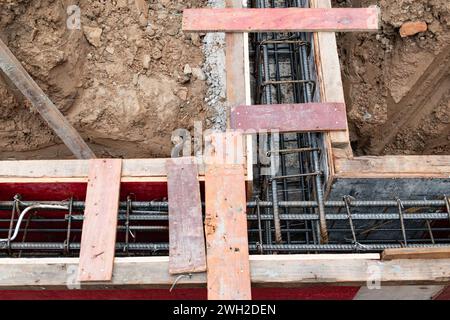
[183,8,380,33]
[78,159,122,282]
[230,103,347,132]
[166,157,206,274]
[205,132,251,300]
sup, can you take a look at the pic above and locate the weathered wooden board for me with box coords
[311,0,353,158]
[205,133,251,299]
[183,8,380,33]
[335,156,450,178]
[224,0,254,185]
[5,255,450,289]
[166,157,206,274]
[0,38,95,159]
[230,103,347,132]
[78,159,122,282]
[382,247,450,261]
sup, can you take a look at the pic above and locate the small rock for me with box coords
[143,55,151,69]
[132,74,139,86]
[116,0,127,8]
[152,48,162,60]
[399,21,427,38]
[184,64,192,75]
[138,14,148,27]
[105,46,115,54]
[176,88,188,101]
[190,33,201,46]
[83,26,103,47]
[191,67,206,81]
[166,26,178,36]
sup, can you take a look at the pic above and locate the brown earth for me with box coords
[0,0,208,159]
[1,1,449,159]
[335,0,450,155]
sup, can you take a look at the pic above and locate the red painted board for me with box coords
[230,103,347,132]
[166,157,206,274]
[182,8,380,33]
[0,286,360,300]
[435,286,450,300]
[78,159,122,282]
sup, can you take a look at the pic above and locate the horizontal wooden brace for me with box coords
[182,8,380,33]
[3,254,450,289]
[230,103,347,133]
[334,156,450,178]
[382,247,450,261]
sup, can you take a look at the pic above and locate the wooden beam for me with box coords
[230,103,347,132]
[166,157,206,274]
[354,285,446,300]
[311,0,353,160]
[5,254,450,289]
[0,159,210,183]
[0,38,95,159]
[382,247,450,261]
[224,0,254,185]
[205,133,251,300]
[334,156,450,178]
[182,8,380,33]
[78,159,122,282]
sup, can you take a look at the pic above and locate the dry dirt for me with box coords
[0,0,210,159]
[335,0,450,155]
[1,1,449,159]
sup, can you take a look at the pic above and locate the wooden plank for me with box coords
[224,0,254,184]
[230,103,347,132]
[182,8,380,33]
[166,157,206,274]
[354,285,445,300]
[0,38,95,159]
[382,247,450,261]
[311,0,353,158]
[0,159,210,182]
[334,156,450,178]
[205,133,251,300]
[5,254,450,289]
[78,159,122,282]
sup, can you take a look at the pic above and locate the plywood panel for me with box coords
[166,157,206,274]
[78,159,122,282]
[183,8,380,33]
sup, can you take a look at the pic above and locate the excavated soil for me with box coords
[0,0,210,159]
[1,1,449,159]
[335,0,450,155]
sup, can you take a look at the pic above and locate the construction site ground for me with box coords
[0,0,449,159]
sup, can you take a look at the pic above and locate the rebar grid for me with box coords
[1,196,449,257]
[0,1,449,258]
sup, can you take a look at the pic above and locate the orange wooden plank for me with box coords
[230,103,347,132]
[183,8,380,33]
[166,157,206,274]
[78,159,122,282]
[205,133,251,300]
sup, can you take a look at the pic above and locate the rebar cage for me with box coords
[0,0,449,257]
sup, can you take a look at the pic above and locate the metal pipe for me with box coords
[0,204,68,243]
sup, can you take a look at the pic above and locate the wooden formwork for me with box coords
[0,0,449,301]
